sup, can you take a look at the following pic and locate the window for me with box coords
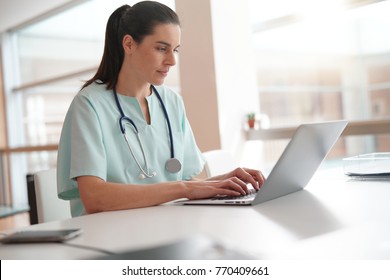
[248,0,390,163]
[1,0,177,207]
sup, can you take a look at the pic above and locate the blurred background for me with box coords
[1,0,389,223]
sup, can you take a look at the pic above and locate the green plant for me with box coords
[247,113,255,120]
[247,113,256,129]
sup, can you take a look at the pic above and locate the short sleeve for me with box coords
[57,93,107,200]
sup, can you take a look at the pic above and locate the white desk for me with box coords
[1,167,390,259]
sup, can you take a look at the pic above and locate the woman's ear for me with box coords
[122,34,135,53]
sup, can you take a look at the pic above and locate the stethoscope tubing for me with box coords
[113,85,178,177]
[113,85,174,157]
[153,86,175,159]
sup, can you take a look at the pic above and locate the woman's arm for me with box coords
[77,175,253,214]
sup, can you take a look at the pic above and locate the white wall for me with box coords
[176,0,261,167]
[211,0,260,163]
[175,0,221,152]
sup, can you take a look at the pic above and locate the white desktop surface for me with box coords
[1,168,389,260]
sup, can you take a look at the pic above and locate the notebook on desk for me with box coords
[179,120,348,206]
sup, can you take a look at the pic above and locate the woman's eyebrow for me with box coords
[155,41,180,48]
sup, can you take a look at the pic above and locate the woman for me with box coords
[57,1,265,217]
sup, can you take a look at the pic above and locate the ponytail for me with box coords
[81,1,180,91]
[82,5,130,90]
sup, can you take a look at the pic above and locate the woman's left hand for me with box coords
[207,167,266,192]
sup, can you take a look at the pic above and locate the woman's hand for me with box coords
[207,167,266,191]
[184,178,248,200]
[186,167,266,200]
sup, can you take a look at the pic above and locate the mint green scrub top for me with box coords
[57,82,205,217]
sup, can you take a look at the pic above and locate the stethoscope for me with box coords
[113,85,182,179]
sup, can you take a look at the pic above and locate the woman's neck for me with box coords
[116,68,151,99]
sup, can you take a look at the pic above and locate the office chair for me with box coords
[202,149,238,177]
[33,169,71,223]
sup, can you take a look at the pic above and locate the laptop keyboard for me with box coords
[211,189,258,201]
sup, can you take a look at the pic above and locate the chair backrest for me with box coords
[202,149,237,177]
[34,169,71,223]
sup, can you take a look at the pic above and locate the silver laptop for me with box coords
[180,120,348,206]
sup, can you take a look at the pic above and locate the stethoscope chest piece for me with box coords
[165,158,182,173]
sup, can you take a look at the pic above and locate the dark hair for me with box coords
[82,1,180,90]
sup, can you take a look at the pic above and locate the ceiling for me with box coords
[0,0,175,40]
[0,0,73,33]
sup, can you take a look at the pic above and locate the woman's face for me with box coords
[129,23,181,86]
